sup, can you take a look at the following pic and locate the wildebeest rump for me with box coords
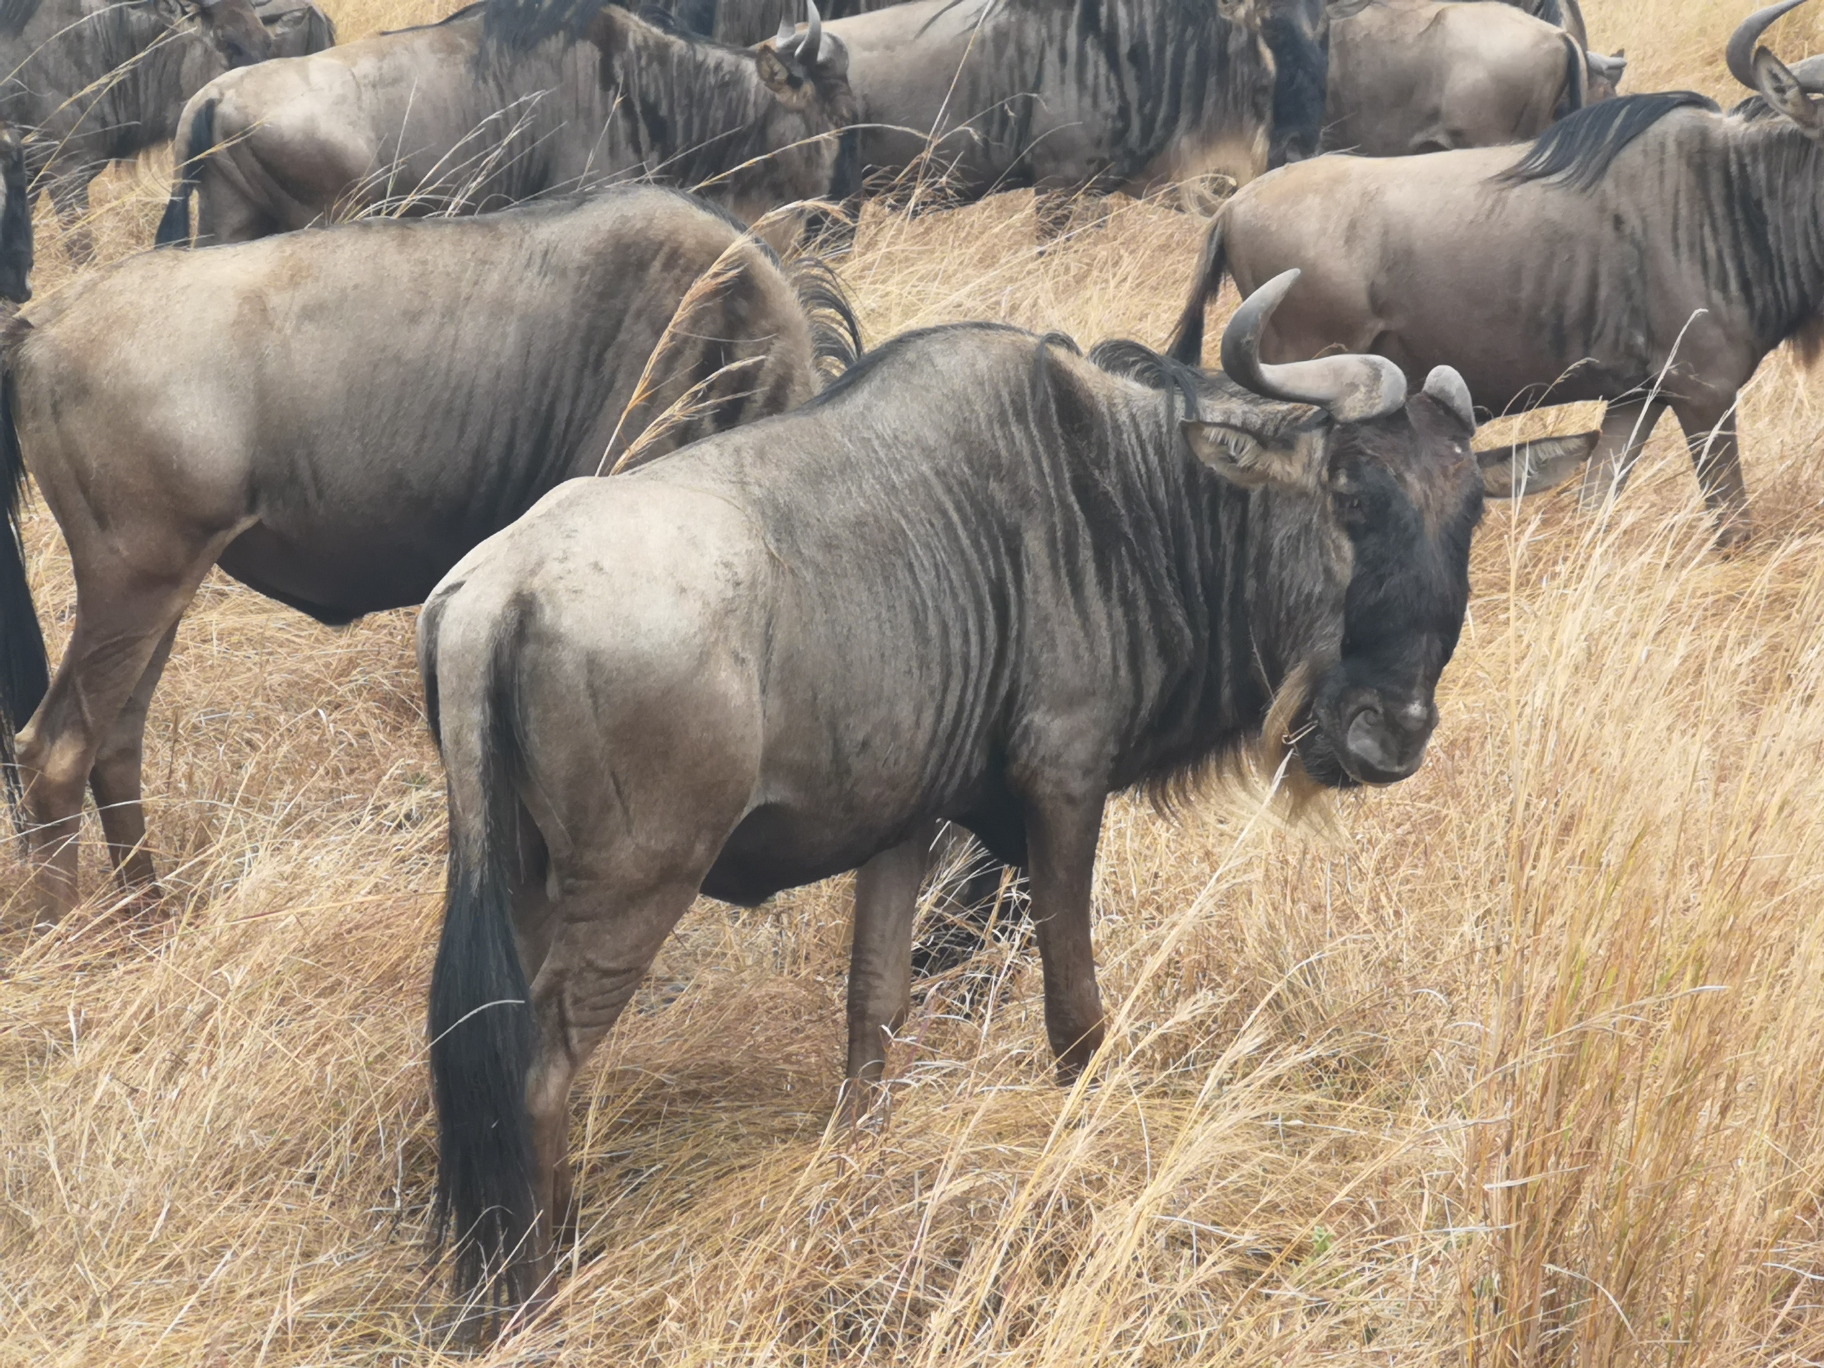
[155,0,856,246]
[0,0,272,258]
[415,271,1591,1309]
[1170,0,1824,548]
[1325,0,1592,156]
[0,186,860,927]
[819,0,1329,235]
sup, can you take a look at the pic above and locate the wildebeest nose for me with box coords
[1342,697,1433,784]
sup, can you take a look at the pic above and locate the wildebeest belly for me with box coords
[217,518,487,624]
[700,774,1025,907]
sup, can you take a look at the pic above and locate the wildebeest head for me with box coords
[1248,0,1329,165]
[1585,49,1627,101]
[1179,270,1591,787]
[1728,0,1824,135]
[0,125,30,304]
[170,0,274,67]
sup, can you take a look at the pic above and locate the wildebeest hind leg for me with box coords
[521,873,702,1288]
[844,821,939,1102]
[1579,395,1668,510]
[87,621,180,903]
[1025,792,1107,1084]
[1674,400,1751,550]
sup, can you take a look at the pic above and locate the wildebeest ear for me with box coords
[1181,419,1322,493]
[1475,432,1600,499]
[1214,0,1258,28]
[756,45,797,92]
[1754,47,1824,135]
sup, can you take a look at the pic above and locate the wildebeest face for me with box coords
[1259,0,1329,166]
[754,9,859,197]
[1181,272,1595,787]
[0,125,31,305]
[187,0,274,67]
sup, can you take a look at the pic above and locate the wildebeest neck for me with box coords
[765,328,1327,804]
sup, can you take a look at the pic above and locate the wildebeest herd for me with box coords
[0,0,1812,1327]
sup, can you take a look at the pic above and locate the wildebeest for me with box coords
[1325,0,1605,156]
[1170,0,1824,548]
[818,0,1330,236]
[0,186,859,927]
[415,270,1592,1308]
[0,0,274,259]
[155,0,856,246]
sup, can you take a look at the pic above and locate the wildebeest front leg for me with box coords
[1674,398,1751,549]
[1025,792,1107,1083]
[1579,394,1668,509]
[845,821,939,1092]
[87,621,180,900]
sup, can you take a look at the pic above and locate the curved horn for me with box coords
[775,12,795,45]
[1422,366,1476,430]
[804,0,822,62]
[1727,0,1811,90]
[1219,269,1409,422]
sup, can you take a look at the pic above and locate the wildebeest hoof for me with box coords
[1714,520,1754,554]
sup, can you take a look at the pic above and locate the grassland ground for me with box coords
[5,1,1824,1363]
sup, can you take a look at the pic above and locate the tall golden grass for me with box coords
[5,0,1824,1362]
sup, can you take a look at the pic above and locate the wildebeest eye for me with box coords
[1337,491,1366,520]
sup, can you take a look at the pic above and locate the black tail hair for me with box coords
[427,614,538,1308]
[155,97,216,248]
[0,341,47,815]
[1552,30,1587,122]
[1167,216,1227,366]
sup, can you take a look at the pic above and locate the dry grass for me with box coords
[6,0,1824,1363]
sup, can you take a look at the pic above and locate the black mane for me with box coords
[0,0,39,36]
[479,0,618,53]
[1498,90,1718,191]
[1087,338,1202,419]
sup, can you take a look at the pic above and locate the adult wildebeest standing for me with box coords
[0,186,859,927]
[818,0,1330,237]
[154,0,856,246]
[0,0,274,260]
[416,271,1592,1310]
[1170,0,1824,548]
[1325,0,1604,156]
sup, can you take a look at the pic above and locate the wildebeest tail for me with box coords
[155,97,216,248]
[424,600,538,1307]
[1554,31,1588,120]
[790,253,863,384]
[0,347,47,811]
[1168,216,1227,366]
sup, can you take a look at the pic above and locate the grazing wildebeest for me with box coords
[0,186,859,927]
[155,0,856,246]
[1325,0,1602,156]
[818,0,1330,237]
[415,271,1592,1309]
[1169,0,1824,548]
[0,0,272,259]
